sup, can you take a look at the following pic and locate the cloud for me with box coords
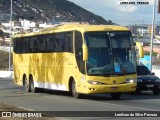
[67,0,159,25]
[148,0,155,5]
[115,0,138,13]
[68,0,139,13]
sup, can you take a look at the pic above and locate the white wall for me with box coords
[152,69,160,78]
[20,19,36,28]
[0,71,13,79]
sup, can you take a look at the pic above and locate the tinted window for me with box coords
[137,66,151,75]
[46,34,54,52]
[13,32,73,54]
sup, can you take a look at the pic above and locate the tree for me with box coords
[0,50,12,70]
[0,0,8,5]
[107,20,114,25]
[0,29,3,37]
[0,29,3,33]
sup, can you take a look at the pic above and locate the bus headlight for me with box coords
[87,80,104,85]
[126,78,137,83]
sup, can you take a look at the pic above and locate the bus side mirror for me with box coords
[82,44,88,61]
[136,42,144,58]
[151,72,155,75]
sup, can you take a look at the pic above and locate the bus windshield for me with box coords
[85,31,136,76]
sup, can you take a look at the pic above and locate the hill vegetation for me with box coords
[0,50,12,70]
[0,0,111,24]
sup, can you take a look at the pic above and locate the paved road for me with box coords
[0,78,160,119]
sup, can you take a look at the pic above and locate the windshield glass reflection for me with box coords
[85,31,136,76]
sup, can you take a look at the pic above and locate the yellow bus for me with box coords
[13,23,143,99]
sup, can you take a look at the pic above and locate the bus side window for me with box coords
[46,35,54,52]
[38,35,45,52]
[33,37,39,52]
[54,35,61,52]
[23,38,29,53]
[66,32,73,52]
[29,37,34,53]
[75,31,85,74]
[13,38,18,53]
[59,33,66,52]
[16,38,23,54]
[55,33,61,52]
[75,32,82,58]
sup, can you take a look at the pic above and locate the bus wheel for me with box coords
[135,89,141,94]
[30,76,37,93]
[153,90,160,95]
[110,93,121,100]
[71,80,82,99]
[24,76,30,92]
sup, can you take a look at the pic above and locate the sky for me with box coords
[67,0,160,26]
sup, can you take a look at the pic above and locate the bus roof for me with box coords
[13,23,130,38]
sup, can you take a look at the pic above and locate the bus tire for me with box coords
[153,90,160,95]
[30,76,38,93]
[71,80,82,99]
[24,76,30,92]
[135,89,141,94]
[110,93,121,100]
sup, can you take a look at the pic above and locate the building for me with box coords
[1,19,37,35]
[148,25,160,35]
[137,28,148,35]
[129,24,148,35]
[128,25,138,34]
[19,19,36,29]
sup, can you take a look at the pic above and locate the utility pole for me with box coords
[9,0,12,71]
[158,0,160,13]
[149,0,156,71]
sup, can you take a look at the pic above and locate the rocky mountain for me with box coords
[0,0,111,24]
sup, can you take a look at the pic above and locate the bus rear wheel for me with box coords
[30,76,38,93]
[24,76,30,92]
[110,93,121,100]
[71,80,82,99]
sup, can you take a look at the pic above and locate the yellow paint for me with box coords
[13,23,137,94]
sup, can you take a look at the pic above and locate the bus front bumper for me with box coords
[78,83,137,94]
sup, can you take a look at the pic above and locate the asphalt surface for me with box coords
[0,78,160,120]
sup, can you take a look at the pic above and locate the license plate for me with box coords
[146,85,154,87]
[110,87,119,90]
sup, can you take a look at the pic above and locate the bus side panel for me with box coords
[13,53,30,86]
[27,53,77,91]
[13,52,83,91]
[62,53,83,92]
